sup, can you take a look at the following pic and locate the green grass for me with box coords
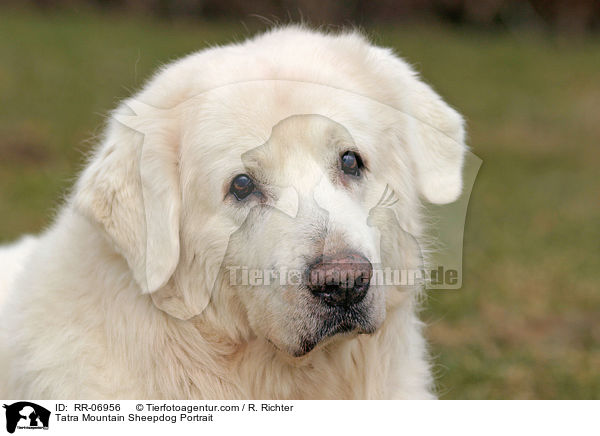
[1,8,598,399]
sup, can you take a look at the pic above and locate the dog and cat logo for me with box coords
[2,402,50,433]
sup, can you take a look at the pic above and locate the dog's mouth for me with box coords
[292,304,379,357]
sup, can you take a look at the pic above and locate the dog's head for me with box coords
[73,27,466,357]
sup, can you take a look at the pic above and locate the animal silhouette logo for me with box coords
[3,402,50,433]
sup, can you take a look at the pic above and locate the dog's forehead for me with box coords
[242,115,352,166]
[176,81,401,198]
[214,116,350,194]
[179,80,397,144]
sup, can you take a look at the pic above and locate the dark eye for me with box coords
[229,174,255,200]
[340,150,363,177]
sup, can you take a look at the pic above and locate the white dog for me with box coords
[0,26,466,399]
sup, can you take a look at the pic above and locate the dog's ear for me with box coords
[376,48,467,205]
[73,99,181,294]
[405,76,466,204]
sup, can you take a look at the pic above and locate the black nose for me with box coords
[306,253,372,307]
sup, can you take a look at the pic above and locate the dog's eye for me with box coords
[340,151,363,177]
[230,174,255,200]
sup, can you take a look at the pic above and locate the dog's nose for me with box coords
[307,253,372,307]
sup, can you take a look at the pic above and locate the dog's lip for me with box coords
[293,326,361,357]
[292,311,379,357]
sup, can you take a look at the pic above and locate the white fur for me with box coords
[0,26,466,399]
[0,236,37,308]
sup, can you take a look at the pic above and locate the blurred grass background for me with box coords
[0,6,598,399]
